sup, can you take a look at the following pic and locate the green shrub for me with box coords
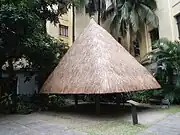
[15,95,37,114]
[132,89,164,103]
[47,95,65,110]
[0,93,16,114]
[142,39,180,104]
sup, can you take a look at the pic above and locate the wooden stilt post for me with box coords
[131,104,138,125]
[74,95,78,108]
[127,100,139,125]
[123,94,125,106]
[116,94,120,108]
[95,95,100,115]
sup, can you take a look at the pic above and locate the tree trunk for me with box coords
[7,58,17,113]
[72,3,75,42]
[125,27,135,56]
[7,58,16,94]
[95,95,100,115]
[139,24,152,58]
[43,20,47,34]
[0,63,3,78]
[126,26,131,52]
[74,95,78,108]
[98,0,101,25]
[130,33,135,56]
[7,59,14,79]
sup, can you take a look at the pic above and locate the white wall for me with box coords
[2,72,38,95]
[75,3,113,40]
[46,21,59,39]
[17,74,38,95]
[157,0,180,41]
[171,0,180,40]
[156,0,174,40]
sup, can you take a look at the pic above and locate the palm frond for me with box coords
[73,0,86,9]
[145,39,180,68]
[129,5,139,32]
[141,0,157,11]
[110,14,121,33]
[120,1,130,20]
[101,2,115,21]
[139,3,158,28]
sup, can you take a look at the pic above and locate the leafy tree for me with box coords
[0,2,40,72]
[0,0,69,113]
[0,0,71,32]
[0,0,68,92]
[32,0,71,31]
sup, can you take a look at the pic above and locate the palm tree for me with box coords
[144,39,180,102]
[74,0,108,24]
[102,0,159,55]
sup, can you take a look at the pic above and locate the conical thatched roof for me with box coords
[40,19,160,94]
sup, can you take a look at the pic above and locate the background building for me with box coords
[157,0,180,41]
[46,7,73,46]
[47,0,180,60]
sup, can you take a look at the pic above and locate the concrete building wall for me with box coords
[17,74,38,95]
[46,21,60,39]
[75,9,112,39]
[75,9,151,59]
[156,0,174,40]
[171,0,180,40]
[1,72,38,95]
[59,7,73,46]
[157,0,180,41]
[47,0,180,59]
[46,7,73,46]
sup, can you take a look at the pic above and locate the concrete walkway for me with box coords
[0,110,180,135]
[0,115,87,135]
[137,112,180,135]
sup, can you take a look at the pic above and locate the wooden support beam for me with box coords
[116,94,121,108]
[74,95,78,108]
[95,95,100,115]
[122,94,125,106]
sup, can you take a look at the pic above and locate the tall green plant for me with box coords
[146,39,180,103]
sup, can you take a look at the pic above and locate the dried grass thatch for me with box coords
[40,19,160,94]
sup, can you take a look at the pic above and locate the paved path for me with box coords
[0,110,180,135]
[137,112,180,135]
[0,115,87,135]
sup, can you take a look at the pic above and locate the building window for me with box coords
[133,39,140,57]
[59,24,68,37]
[118,37,121,44]
[150,28,159,43]
[150,28,159,49]
[176,14,180,39]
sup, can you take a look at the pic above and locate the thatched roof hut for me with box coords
[40,19,160,94]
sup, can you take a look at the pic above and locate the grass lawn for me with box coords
[80,105,180,135]
[81,120,146,135]
[163,105,180,113]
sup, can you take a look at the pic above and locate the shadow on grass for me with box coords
[49,103,151,119]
